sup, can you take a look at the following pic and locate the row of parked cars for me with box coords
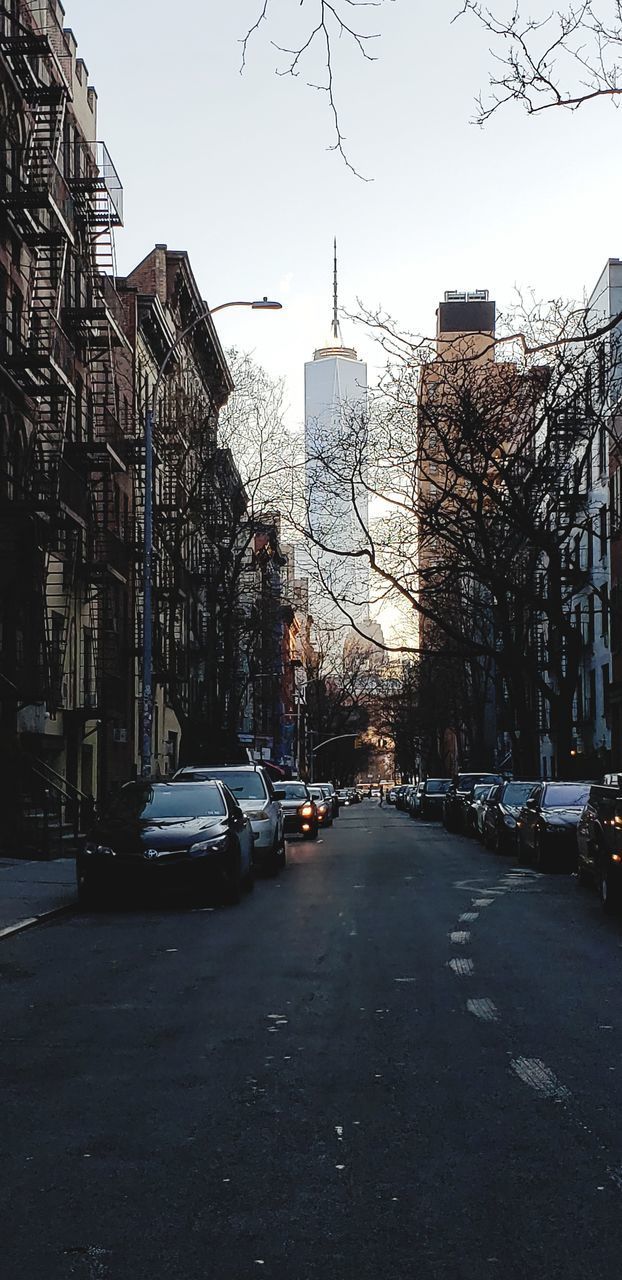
[393,770,622,914]
[76,766,343,909]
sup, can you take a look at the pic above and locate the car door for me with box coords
[264,774,283,845]
[227,794,253,875]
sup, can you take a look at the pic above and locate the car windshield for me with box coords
[425,780,450,794]
[114,783,226,820]
[179,769,267,799]
[543,784,591,808]
[503,782,538,806]
[458,774,500,790]
[309,788,325,800]
[275,783,309,800]
[472,784,493,800]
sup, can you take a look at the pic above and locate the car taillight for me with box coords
[300,803,314,817]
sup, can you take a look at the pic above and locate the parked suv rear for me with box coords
[443,773,503,834]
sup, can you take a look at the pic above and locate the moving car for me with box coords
[309,785,333,827]
[77,780,254,908]
[443,773,503,834]
[337,787,353,806]
[482,780,539,853]
[173,764,285,875]
[516,780,591,871]
[419,778,451,820]
[317,781,339,818]
[576,780,622,911]
[273,781,319,840]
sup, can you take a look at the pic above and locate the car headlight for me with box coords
[300,804,314,817]
[502,815,516,828]
[189,835,229,854]
[83,843,115,857]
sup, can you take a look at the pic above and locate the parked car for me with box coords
[466,783,497,837]
[577,780,622,911]
[386,787,398,805]
[409,781,426,817]
[317,781,339,818]
[443,773,503,833]
[77,780,254,908]
[309,785,333,827]
[273,781,319,840]
[348,788,362,804]
[173,764,285,875]
[419,778,451,820]
[482,780,539,853]
[395,785,410,811]
[516,780,592,871]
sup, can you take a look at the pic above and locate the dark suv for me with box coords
[443,772,503,834]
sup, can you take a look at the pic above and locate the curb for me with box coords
[0,901,75,941]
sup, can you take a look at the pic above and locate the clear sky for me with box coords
[68,0,622,428]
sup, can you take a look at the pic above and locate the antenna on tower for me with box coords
[332,237,340,342]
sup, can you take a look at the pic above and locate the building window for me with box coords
[599,504,608,559]
[588,593,595,643]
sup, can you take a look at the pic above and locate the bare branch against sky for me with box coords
[458,1,622,121]
[241,0,397,178]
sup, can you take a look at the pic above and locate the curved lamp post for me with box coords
[140,298,283,778]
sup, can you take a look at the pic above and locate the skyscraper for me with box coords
[303,242,370,638]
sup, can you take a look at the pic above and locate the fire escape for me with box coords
[0,1,129,841]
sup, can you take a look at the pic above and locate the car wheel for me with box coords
[222,848,242,905]
[267,833,285,877]
[533,831,549,872]
[576,860,591,888]
[599,862,620,914]
[77,875,100,911]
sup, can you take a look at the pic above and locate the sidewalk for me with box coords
[0,858,76,938]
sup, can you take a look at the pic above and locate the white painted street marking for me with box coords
[448,957,474,976]
[473,898,494,907]
[467,998,499,1023]
[510,1057,570,1102]
[459,912,479,922]
[449,930,470,944]
[394,977,416,983]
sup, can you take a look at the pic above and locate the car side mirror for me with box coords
[526,798,537,810]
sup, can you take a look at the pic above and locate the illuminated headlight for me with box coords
[83,842,115,857]
[300,804,314,818]
[190,835,228,854]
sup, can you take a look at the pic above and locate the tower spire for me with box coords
[332,236,340,342]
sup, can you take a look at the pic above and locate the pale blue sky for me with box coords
[68,0,622,425]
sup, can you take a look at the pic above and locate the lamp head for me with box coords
[251,297,283,310]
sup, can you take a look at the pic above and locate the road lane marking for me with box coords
[510,1057,570,1101]
[449,931,470,944]
[473,898,494,907]
[448,958,474,976]
[394,977,416,983]
[467,998,499,1022]
[459,912,479,922]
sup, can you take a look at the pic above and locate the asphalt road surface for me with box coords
[3,803,622,1279]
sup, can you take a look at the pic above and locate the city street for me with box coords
[3,803,622,1279]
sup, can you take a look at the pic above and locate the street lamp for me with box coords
[140,297,283,778]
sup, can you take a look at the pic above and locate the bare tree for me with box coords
[241,0,395,177]
[459,1,622,120]
[296,299,621,775]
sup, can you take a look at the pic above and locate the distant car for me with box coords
[273,781,319,840]
[482,780,539,853]
[173,764,285,875]
[408,781,425,817]
[386,787,398,805]
[465,783,498,837]
[419,778,451,820]
[316,782,339,818]
[443,773,503,834]
[395,786,410,811]
[309,785,333,827]
[77,780,254,908]
[516,781,592,871]
[337,788,353,806]
[348,788,362,804]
